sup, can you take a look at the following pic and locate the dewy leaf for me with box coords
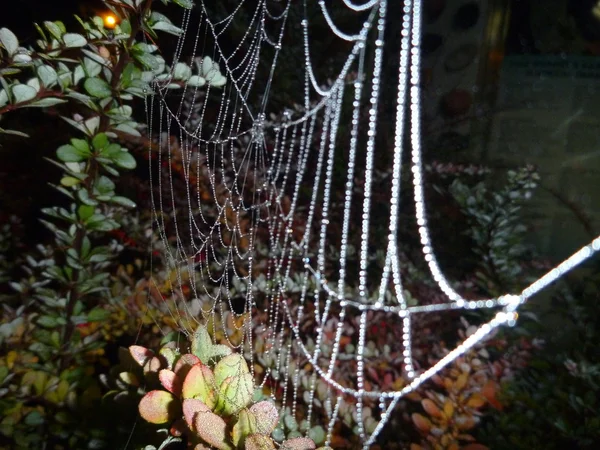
[192,409,232,450]
[280,437,316,450]
[214,373,254,416]
[173,62,192,80]
[84,77,112,98]
[181,362,217,409]
[0,28,19,56]
[138,390,180,425]
[62,33,87,48]
[11,84,37,103]
[187,75,206,87]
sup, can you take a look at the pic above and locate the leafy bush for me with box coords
[0,0,221,447]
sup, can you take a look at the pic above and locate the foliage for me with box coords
[123,323,331,450]
[0,0,224,447]
[476,267,600,449]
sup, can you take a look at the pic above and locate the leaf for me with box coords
[37,315,58,328]
[151,21,183,36]
[172,0,194,9]
[193,408,232,450]
[214,373,254,416]
[38,65,58,87]
[114,123,141,136]
[88,308,111,322]
[133,51,161,70]
[0,89,8,107]
[84,116,100,135]
[173,62,192,80]
[112,150,136,169]
[183,398,210,429]
[92,132,109,150]
[60,176,80,186]
[57,144,87,162]
[44,21,63,40]
[249,401,279,435]
[138,390,180,424]
[187,75,206,87]
[159,369,183,396]
[422,398,442,418]
[84,77,112,98]
[30,97,68,108]
[62,33,87,48]
[129,345,155,366]
[0,28,19,56]
[12,84,37,103]
[182,362,217,408]
[0,128,29,137]
[214,353,250,386]
[411,413,432,433]
[280,437,316,450]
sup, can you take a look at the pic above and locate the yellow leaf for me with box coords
[455,372,468,391]
[6,351,17,369]
[466,393,486,409]
[443,400,454,418]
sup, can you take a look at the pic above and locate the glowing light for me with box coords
[103,14,117,29]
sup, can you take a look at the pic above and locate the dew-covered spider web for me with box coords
[141,0,600,447]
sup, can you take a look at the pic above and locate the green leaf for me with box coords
[30,98,68,108]
[0,28,19,56]
[0,89,8,107]
[78,204,95,221]
[133,51,161,70]
[84,116,100,135]
[0,128,29,138]
[56,144,85,162]
[60,176,80,187]
[62,33,87,48]
[44,21,64,40]
[110,196,136,208]
[12,84,37,103]
[115,123,141,136]
[173,62,191,80]
[120,19,132,35]
[71,138,90,154]
[112,151,136,169]
[187,75,206,87]
[24,411,45,427]
[172,0,194,9]
[92,132,109,150]
[37,315,58,328]
[84,77,112,98]
[57,144,87,162]
[151,21,183,36]
[37,65,58,87]
[88,308,111,322]
[95,175,115,194]
[77,189,98,206]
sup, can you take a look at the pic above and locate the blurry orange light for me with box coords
[103,14,117,29]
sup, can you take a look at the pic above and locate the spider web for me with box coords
[141,0,600,447]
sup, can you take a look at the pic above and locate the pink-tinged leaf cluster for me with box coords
[130,325,331,450]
